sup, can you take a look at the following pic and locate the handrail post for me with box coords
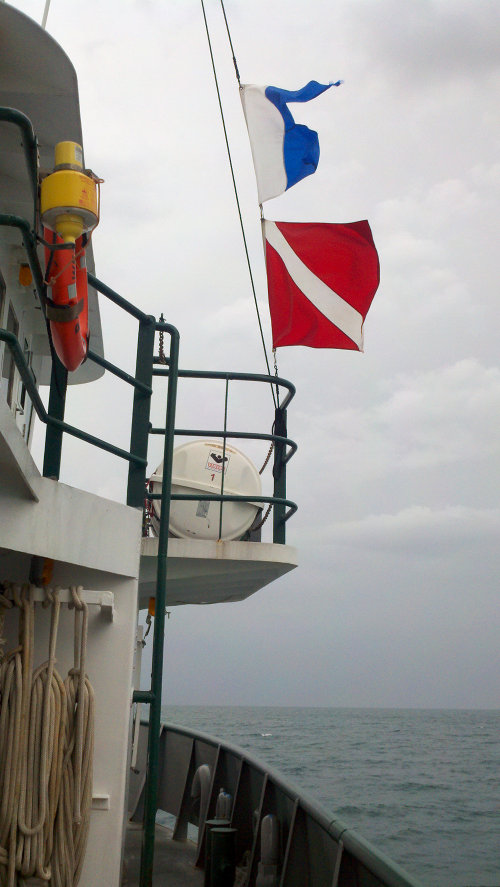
[218,378,229,540]
[43,355,68,479]
[139,327,179,887]
[127,316,155,507]
[273,406,287,544]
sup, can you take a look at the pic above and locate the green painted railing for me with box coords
[0,108,39,218]
[0,328,148,469]
[149,366,297,543]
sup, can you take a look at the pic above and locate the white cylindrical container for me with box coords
[150,440,262,541]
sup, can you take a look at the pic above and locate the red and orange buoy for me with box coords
[40,141,99,372]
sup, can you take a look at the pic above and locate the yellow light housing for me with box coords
[40,141,98,243]
[54,140,83,170]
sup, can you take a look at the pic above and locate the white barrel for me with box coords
[150,440,262,541]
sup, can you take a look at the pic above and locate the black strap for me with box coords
[45,298,84,323]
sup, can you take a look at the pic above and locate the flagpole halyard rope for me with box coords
[201,0,277,409]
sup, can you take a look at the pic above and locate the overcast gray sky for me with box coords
[18,0,500,708]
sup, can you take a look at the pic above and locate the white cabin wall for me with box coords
[0,429,144,887]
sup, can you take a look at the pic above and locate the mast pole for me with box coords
[41,0,51,29]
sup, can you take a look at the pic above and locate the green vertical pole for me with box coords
[218,379,229,540]
[43,355,68,479]
[139,327,179,887]
[127,316,155,508]
[273,406,287,544]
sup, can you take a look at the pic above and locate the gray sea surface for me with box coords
[161,705,499,887]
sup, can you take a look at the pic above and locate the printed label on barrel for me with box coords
[205,451,230,475]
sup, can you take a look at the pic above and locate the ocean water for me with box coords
[161,705,499,887]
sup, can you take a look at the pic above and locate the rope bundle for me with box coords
[0,583,94,886]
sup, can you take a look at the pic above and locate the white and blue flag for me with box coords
[240,80,341,203]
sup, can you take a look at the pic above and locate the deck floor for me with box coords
[122,823,204,887]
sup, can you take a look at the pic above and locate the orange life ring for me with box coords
[44,227,89,372]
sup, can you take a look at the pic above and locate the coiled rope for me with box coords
[0,583,94,886]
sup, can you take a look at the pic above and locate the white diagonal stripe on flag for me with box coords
[265,221,364,349]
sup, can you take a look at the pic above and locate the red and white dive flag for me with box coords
[263,220,380,350]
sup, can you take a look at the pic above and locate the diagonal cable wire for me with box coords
[220,0,241,84]
[200,0,277,409]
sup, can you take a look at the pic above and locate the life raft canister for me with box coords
[40,141,99,372]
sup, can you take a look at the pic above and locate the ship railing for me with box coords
[148,366,297,544]
[0,277,178,499]
[128,720,424,887]
[0,224,298,543]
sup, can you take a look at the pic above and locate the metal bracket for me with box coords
[91,793,110,811]
[28,587,115,620]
